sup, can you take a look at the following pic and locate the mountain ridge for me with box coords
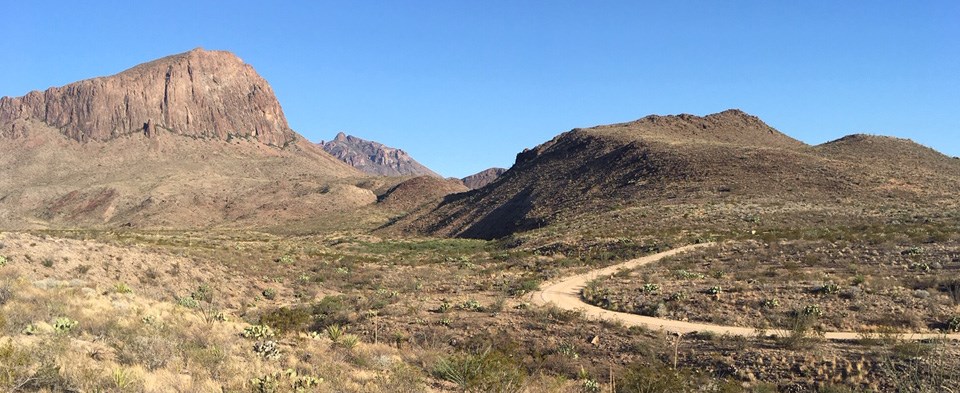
[319,132,441,177]
[388,110,960,239]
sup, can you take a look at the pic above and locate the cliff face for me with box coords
[320,132,441,177]
[0,48,294,146]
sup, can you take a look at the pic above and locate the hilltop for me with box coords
[390,110,960,240]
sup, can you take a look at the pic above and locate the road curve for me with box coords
[530,242,960,341]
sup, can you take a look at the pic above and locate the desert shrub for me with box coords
[53,317,77,333]
[253,340,281,360]
[802,304,823,317]
[777,308,823,349]
[373,363,427,393]
[114,283,132,294]
[506,278,541,296]
[0,285,13,306]
[434,348,526,393]
[251,369,322,393]
[242,325,276,340]
[616,362,698,393]
[0,340,32,389]
[762,298,780,309]
[325,324,346,342]
[262,288,277,300]
[311,295,352,329]
[337,334,360,349]
[947,315,960,332]
[260,306,312,335]
[815,282,841,295]
[941,279,960,305]
[41,258,54,268]
[437,300,453,313]
[116,332,179,370]
[901,246,924,256]
[0,255,7,266]
[641,283,661,293]
[460,299,484,312]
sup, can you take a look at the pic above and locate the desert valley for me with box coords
[0,48,958,392]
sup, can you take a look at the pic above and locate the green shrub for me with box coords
[0,255,7,267]
[259,307,311,335]
[311,295,351,329]
[616,362,697,393]
[802,304,823,317]
[816,282,841,295]
[0,341,32,388]
[114,283,132,294]
[434,348,526,393]
[641,283,661,293]
[325,324,346,342]
[242,325,276,340]
[262,288,277,300]
[506,278,541,296]
[947,315,960,332]
[460,299,484,312]
[53,317,77,333]
[251,369,322,393]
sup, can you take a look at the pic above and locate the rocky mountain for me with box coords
[390,110,960,239]
[0,49,370,229]
[320,133,441,177]
[1,48,293,146]
[462,168,507,189]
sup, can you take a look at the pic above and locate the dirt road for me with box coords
[530,242,960,341]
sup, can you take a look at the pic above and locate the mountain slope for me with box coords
[320,132,441,177]
[0,49,368,229]
[462,167,507,189]
[391,110,960,240]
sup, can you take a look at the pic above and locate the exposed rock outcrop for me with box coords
[0,48,295,146]
[320,132,441,177]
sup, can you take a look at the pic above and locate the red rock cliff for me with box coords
[0,48,295,145]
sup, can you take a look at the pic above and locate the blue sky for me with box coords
[2,1,958,177]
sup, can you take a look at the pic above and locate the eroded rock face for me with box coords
[320,132,441,177]
[0,48,295,146]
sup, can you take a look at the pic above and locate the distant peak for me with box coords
[335,132,348,141]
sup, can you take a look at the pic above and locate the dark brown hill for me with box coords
[0,50,368,229]
[462,168,507,189]
[391,110,960,240]
[320,132,441,177]
[378,176,468,212]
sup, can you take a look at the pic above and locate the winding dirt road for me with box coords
[530,243,960,341]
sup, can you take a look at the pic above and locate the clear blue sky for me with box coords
[2,1,957,177]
